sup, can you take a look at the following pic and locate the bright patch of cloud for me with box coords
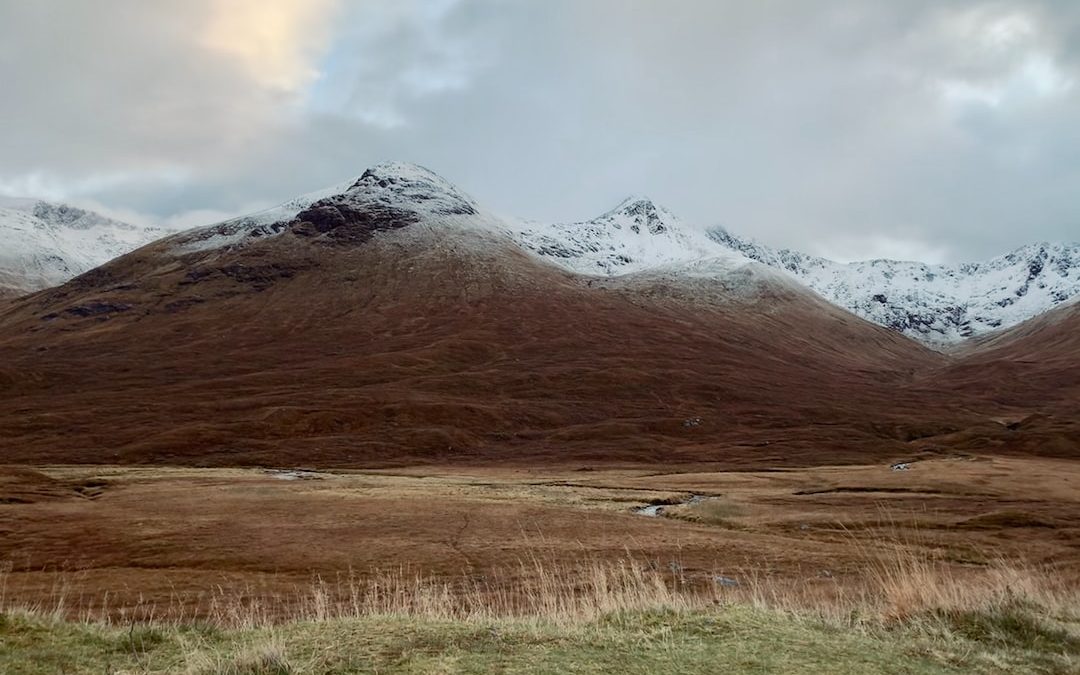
[926,7,1073,110]
[938,54,1072,109]
[201,0,342,92]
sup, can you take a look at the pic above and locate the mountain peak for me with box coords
[510,192,751,278]
[340,161,479,217]
[353,160,445,185]
[612,194,657,210]
[173,161,484,254]
[596,195,677,236]
[276,162,482,245]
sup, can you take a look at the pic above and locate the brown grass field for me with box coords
[3,454,1078,621]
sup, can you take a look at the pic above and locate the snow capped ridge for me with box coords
[0,197,142,233]
[512,197,748,277]
[174,166,736,274]
[597,195,677,235]
[172,163,757,280]
[159,161,1079,346]
[708,227,1080,345]
[0,198,168,296]
[174,162,488,253]
[707,226,791,267]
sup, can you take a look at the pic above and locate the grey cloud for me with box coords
[1,0,1078,261]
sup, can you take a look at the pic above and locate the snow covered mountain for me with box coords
[510,197,748,276]
[709,228,1080,345]
[508,195,1079,344]
[8,163,1074,346]
[0,197,170,296]
[169,164,1079,345]
[1,161,943,468]
[172,161,494,254]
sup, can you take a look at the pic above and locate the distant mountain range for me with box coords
[509,198,1079,345]
[1,171,1077,345]
[0,161,1075,467]
[709,229,1080,345]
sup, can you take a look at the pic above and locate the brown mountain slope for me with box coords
[954,299,1080,377]
[0,164,1016,468]
[925,300,1080,457]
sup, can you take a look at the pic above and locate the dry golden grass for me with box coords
[665,497,747,525]
[3,540,1077,674]
[5,461,1080,621]
[3,459,1078,674]
[3,540,1075,630]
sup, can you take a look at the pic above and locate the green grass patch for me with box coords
[937,601,1080,658]
[3,603,1077,674]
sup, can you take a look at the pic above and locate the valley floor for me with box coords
[3,456,1080,615]
[2,456,1079,671]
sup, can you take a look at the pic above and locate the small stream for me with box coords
[633,494,709,517]
[265,469,330,481]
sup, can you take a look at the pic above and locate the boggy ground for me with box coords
[2,454,1078,620]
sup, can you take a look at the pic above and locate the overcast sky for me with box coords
[1,1,1078,262]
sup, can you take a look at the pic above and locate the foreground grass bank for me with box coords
[3,553,1078,674]
[3,602,1079,674]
